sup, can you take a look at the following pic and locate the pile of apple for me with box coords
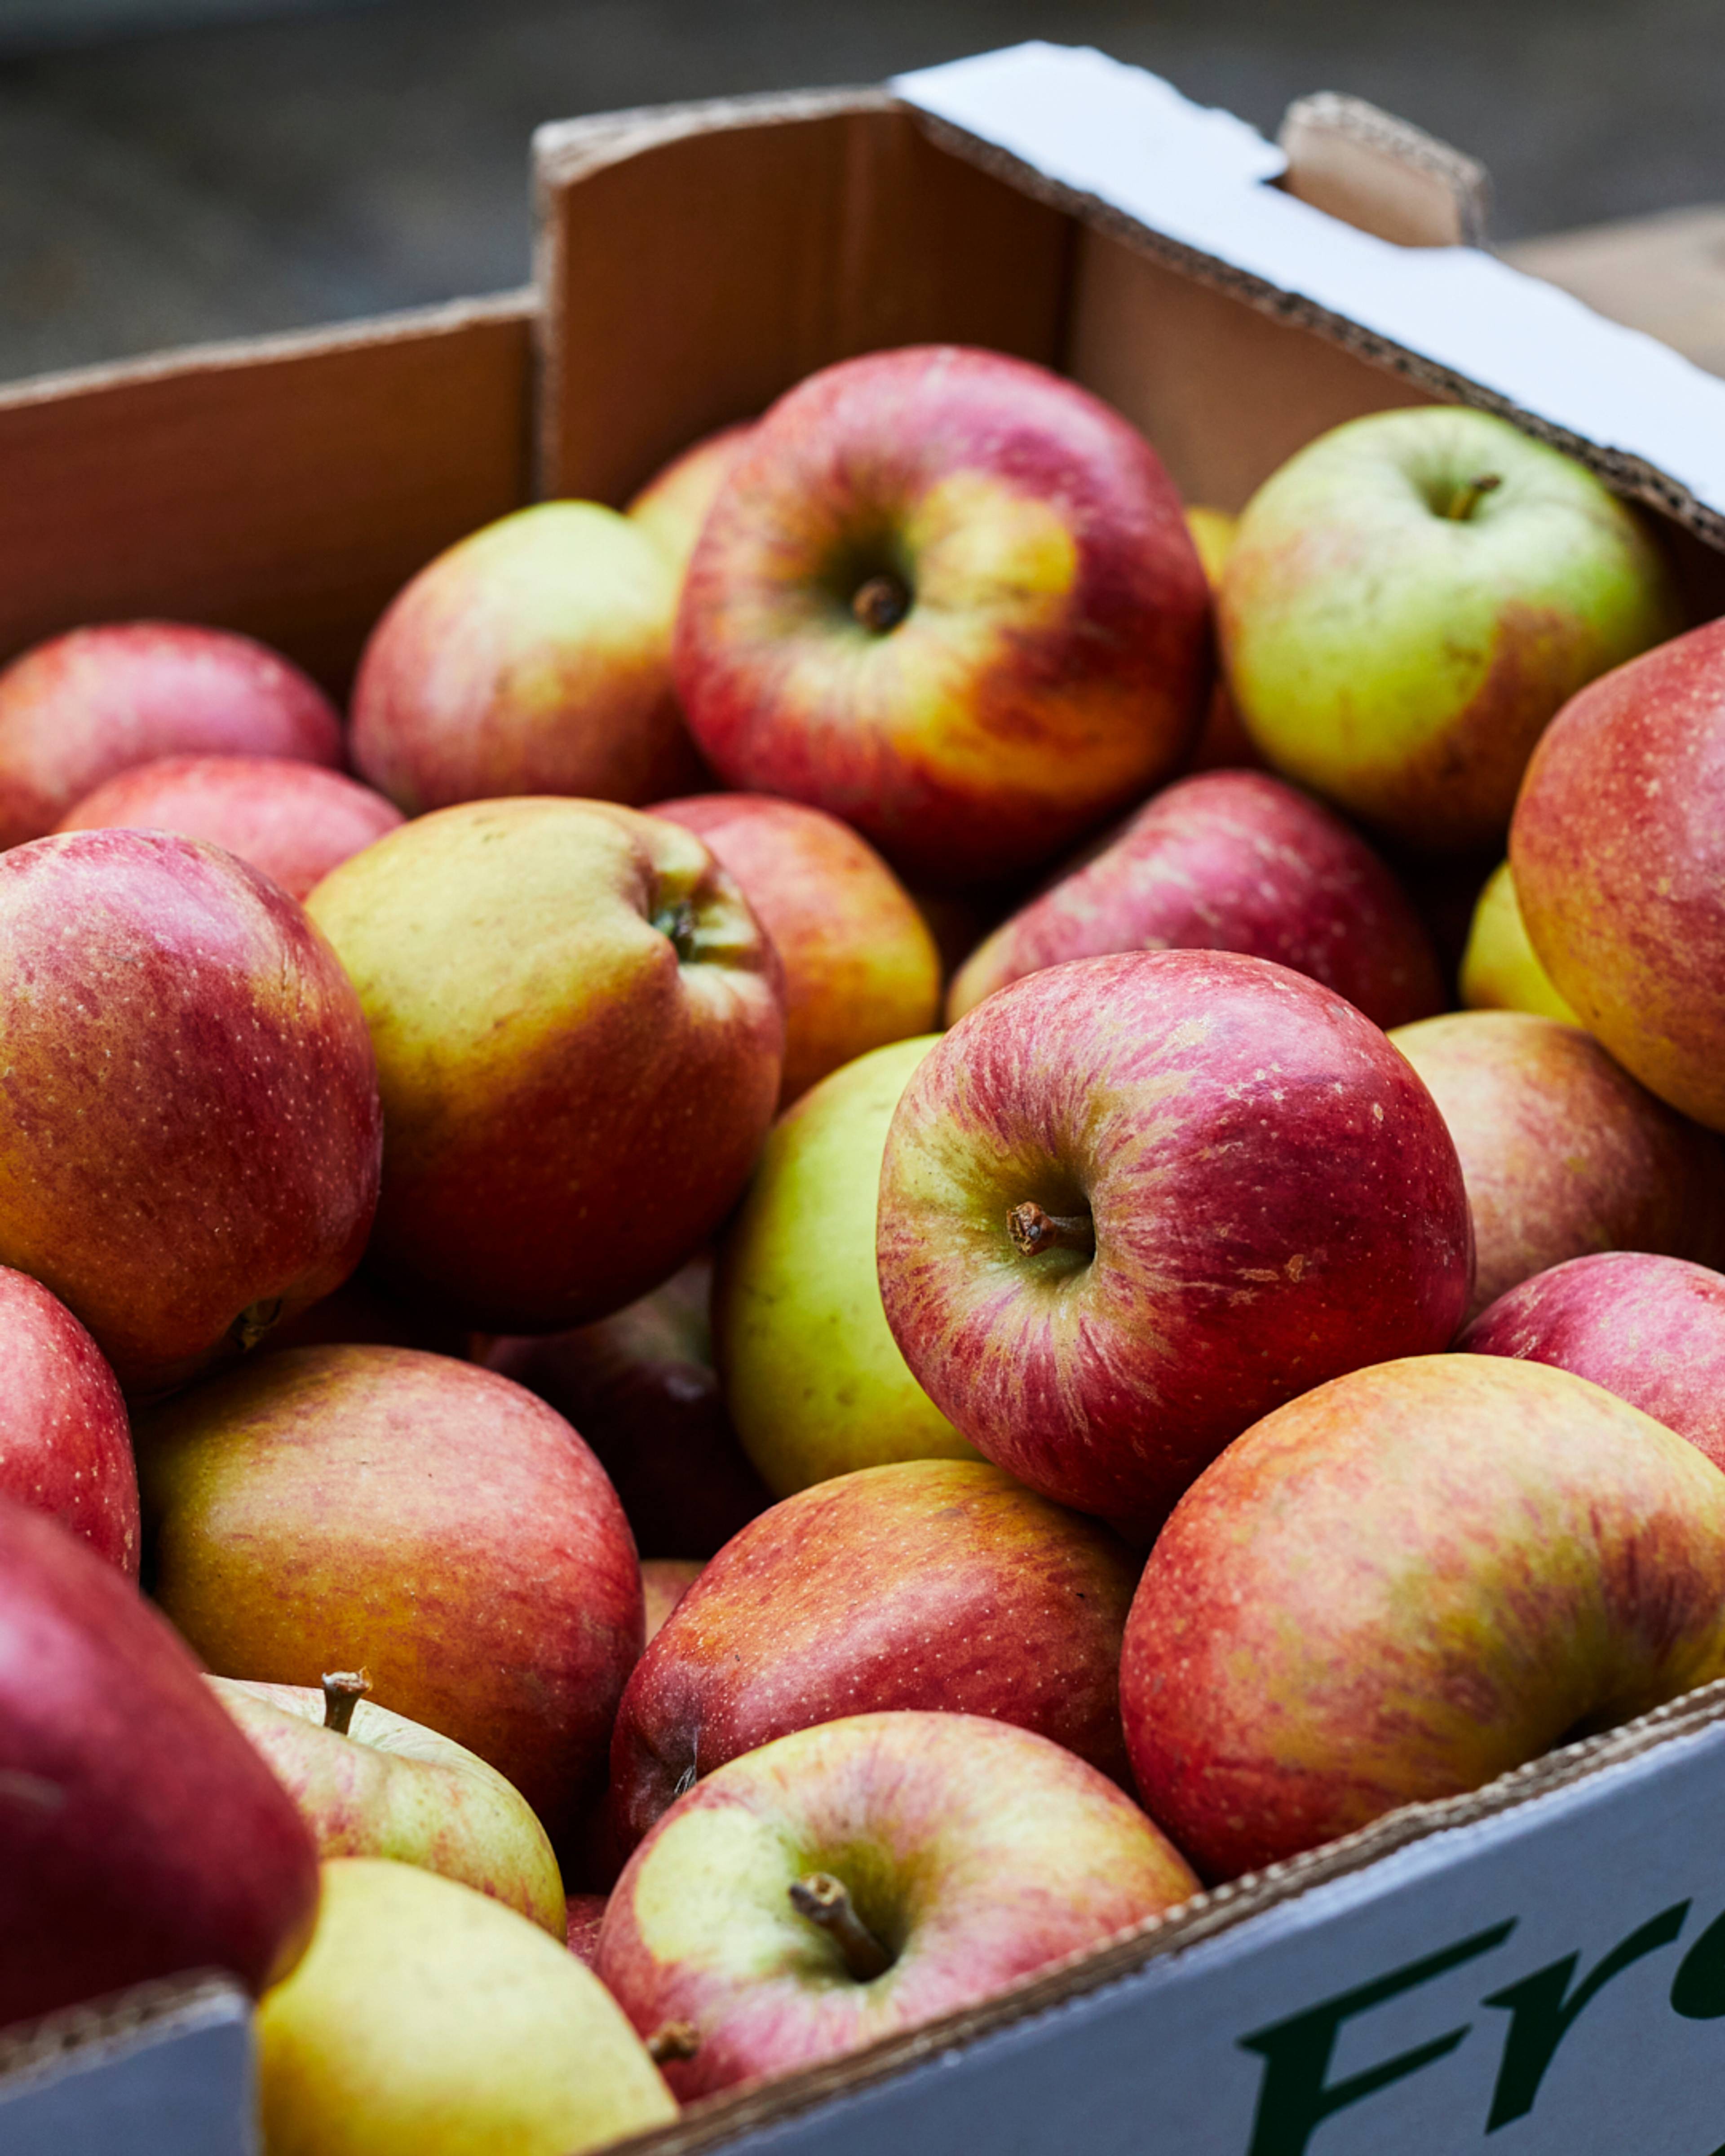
[9,339,1725,2155]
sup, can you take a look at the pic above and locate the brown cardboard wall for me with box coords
[0,293,535,694]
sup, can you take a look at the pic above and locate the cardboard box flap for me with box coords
[892,42,1725,539]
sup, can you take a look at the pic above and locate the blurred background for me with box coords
[2,0,1720,383]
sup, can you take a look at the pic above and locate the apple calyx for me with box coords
[230,1296,284,1352]
[788,1871,893,1982]
[1007,1201,1096,1261]
[851,573,911,636]
[320,1666,373,1736]
[646,2020,701,2065]
[652,897,699,964]
[1442,472,1503,522]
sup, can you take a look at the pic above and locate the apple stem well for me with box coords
[651,898,699,963]
[1443,472,1503,521]
[320,1667,372,1736]
[851,573,911,635]
[646,2022,701,2066]
[788,1873,893,1982]
[1007,1201,1096,1261]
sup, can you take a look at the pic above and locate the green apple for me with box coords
[1219,407,1681,852]
[256,1857,675,2156]
[211,1674,566,1937]
[715,1035,976,1496]
[1459,860,1580,1025]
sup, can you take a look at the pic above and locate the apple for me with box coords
[305,798,783,1333]
[716,1034,974,1498]
[566,1891,609,1970]
[1388,1009,1725,1320]
[1122,1354,1725,1881]
[0,1495,319,2030]
[1461,1250,1725,1472]
[0,831,380,1394]
[947,769,1444,1030]
[597,1710,1198,2097]
[1220,406,1681,851]
[139,1344,643,1851]
[0,1265,137,1573]
[57,754,403,901]
[674,344,1211,887]
[256,1858,675,2156]
[210,1674,566,1935]
[0,621,343,849]
[608,1457,1140,1853]
[641,1558,703,1643]
[627,420,756,578]
[1459,858,1580,1024]
[652,791,942,1106]
[350,502,707,816]
[1180,504,1264,775]
[878,950,1472,1536]
[482,1256,770,1559]
[1512,615,1725,1129]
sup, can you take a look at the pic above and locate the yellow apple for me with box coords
[1460,859,1581,1025]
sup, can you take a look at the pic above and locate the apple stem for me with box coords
[320,1667,372,1736]
[646,2021,701,2066]
[1007,1201,1096,1260]
[1445,472,1502,521]
[789,1872,893,1981]
[852,573,911,634]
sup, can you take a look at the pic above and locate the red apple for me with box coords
[627,421,756,579]
[607,1458,1140,1854]
[1389,1010,1725,1320]
[1512,616,1725,1129]
[675,345,1211,887]
[652,792,942,1105]
[1462,1250,1725,1471]
[597,1711,1198,2098]
[566,1891,609,1970]
[0,622,343,849]
[482,1257,769,1559]
[139,1345,644,1851]
[1122,1354,1725,1881]
[0,831,381,1394]
[0,1496,319,2030]
[948,770,1443,1029]
[0,1267,136,1573]
[305,799,783,1333]
[878,950,1472,1535]
[350,502,707,816]
[57,754,403,901]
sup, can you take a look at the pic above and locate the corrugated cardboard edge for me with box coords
[1278,92,1491,249]
[903,102,1725,552]
[0,1972,245,2103]
[601,1677,1725,2153]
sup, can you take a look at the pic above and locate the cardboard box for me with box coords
[9,41,1725,2156]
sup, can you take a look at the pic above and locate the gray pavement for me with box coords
[0,0,1717,384]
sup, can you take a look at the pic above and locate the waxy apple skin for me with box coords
[879,950,1473,1534]
[1390,1009,1725,1321]
[1221,407,1680,852]
[58,754,404,901]
[599,1711,1198,2099]
[0,1496,320,2030]
[676,345,1211,886]
[351,501,707,815]
[1512,617,1725,1129]
[653,791,942,1106]
[0,831,382,1394]
[305,798,784,1333]
[211,1678,567,1936]
[608,1458,1139,1852]
[1462,1251,1725,1472]
[139,1345,644,1851]
[0,621,342,849]
[949,769,1443,1029]
[1123,1355,1725,1882]
[0,1266,137,1573]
